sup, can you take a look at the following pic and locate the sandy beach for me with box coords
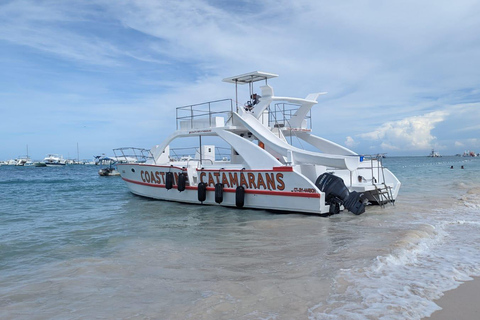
[425,277,480,319]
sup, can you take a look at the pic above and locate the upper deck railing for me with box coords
[113,147,155,164]
[169,146,231,162]
[268,103,312,130]
[176,99,234,130]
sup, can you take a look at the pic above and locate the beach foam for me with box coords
[309,201,480,319]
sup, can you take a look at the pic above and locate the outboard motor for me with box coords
[315,172,366,215]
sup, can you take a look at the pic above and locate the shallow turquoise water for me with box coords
[1,157,480,319]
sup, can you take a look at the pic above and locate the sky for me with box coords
[1,0,480,161]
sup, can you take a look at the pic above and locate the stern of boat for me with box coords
[350,156,401,206]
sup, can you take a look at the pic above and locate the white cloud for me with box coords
[358,111,448,150]
[465,138,480,148]
[1,0,480,158]
[0,0,167,66]
[345,136,357,148]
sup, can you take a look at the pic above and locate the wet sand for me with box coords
[425,277,480,319]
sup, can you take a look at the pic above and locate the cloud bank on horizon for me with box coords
[1,0,479,160]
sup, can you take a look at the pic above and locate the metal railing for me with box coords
[268,103,312,130]
[176,99,234,130]
[113,147,155,164]
[169,146,231,162]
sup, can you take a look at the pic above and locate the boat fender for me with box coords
[235,186,245,208]
[215,183,223,204]
[165,172,174,190]
[198,182,207,202]
[177,173,186,192]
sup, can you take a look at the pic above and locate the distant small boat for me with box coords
[14,156,33,166]
[97,156,120,176]
[4,159,18,166]
[34,162,47,167]
[98,167,120,176]
[462,150,477,157]
[43,154,67,166]
[428,149,440,157]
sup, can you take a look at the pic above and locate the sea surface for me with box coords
[1,156,480,320]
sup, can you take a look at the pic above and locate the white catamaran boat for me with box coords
[116,72,401,215]
[43,154,67,166]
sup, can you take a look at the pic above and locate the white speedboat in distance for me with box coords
[43,154,66,166]
[14,156,33,166]
[116,71,401,216]
[3,159,18,166]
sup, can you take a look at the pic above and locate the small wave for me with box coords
[467,187,480,195]
[458,187,480,208]
[309,212,480,320]
[0,178,78,185]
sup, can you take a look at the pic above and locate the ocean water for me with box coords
[1,157,480,320]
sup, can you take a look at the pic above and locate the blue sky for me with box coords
[1,0,479,161]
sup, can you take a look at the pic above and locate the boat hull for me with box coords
[118,163,327,214]
[45,163,66,167]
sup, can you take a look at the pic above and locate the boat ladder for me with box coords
[368,155,395,207]
[372,183,394,206]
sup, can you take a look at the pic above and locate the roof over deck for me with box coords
[222,71,278,84]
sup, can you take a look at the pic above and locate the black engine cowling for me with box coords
[315,172,365,215]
